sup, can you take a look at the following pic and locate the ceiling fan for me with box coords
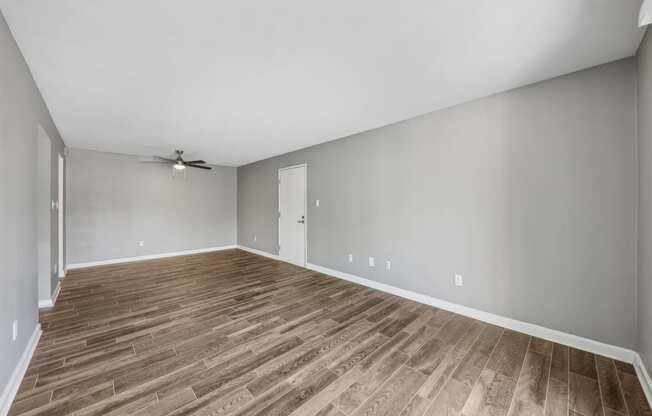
[140,150,212,170]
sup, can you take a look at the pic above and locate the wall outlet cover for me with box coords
[385,261,391,271]
[254,235,257,241]
[368,257,375,267]
[316,200,320,207]
[455,274,463,286]
[12,320,17,341]
[348,253,353,263]
[138,241,145,247]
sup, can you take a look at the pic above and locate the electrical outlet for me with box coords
[138,241,145,247]
[316,200,320,207]
[455,274,463,286]
[12,320,17,342]
[385,261,391,271]
[348,254,353,263]
[254,235,257,242]
[368,257,375,267]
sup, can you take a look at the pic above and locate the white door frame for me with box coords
[58,153,65,278]
[278,163,307,266]
[37,125,52,304]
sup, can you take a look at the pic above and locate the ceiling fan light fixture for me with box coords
[140,149,211,170]
[640,0,652,27]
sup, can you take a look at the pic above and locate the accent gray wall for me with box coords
[638,29,652,374]
[67,148,237,264]
[0,10,65,399]
[238,58,638,349]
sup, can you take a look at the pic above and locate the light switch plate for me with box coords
[455,274,463,286]
[348,254,353,263]
[316,200,320,207]
[368,257,375,267]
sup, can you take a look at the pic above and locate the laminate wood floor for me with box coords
[10,249,651,416]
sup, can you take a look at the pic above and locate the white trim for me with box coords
[237,245,280,260]
[634,353,652,407]
[278,163,308,172]
[57,154,64,280]
[237,245,311,268]
[305,262,637,364]
[38,280,61,309]
[67,245,237,270]
[235,249,642,367]
[277,163,308,267]
[0,324,42,416]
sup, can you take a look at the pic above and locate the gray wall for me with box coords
[638,29,652,374]
[0,10,65,398]
[67,148,237,264]
[238,59,638,349]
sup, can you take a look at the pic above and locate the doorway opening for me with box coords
[58,153,64,278]
[37,125,52,306]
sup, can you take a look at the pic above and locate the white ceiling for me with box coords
[1,1,646,166]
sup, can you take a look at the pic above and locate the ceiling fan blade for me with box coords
[139,156,175,163]
[184,160,206,164]
[186,163,212,170]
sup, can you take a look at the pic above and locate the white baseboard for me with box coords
[634,353,652,408]
[236,245,310,267]
[234,247,637,363]
[0,324,41,416]
[303,262,637,364]
[38,280,61,309]
[67,245,237,270]
[237,245,280,260]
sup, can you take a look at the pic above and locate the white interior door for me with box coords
[278,165,306,266]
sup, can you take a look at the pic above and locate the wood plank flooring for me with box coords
[10,249,651,416]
